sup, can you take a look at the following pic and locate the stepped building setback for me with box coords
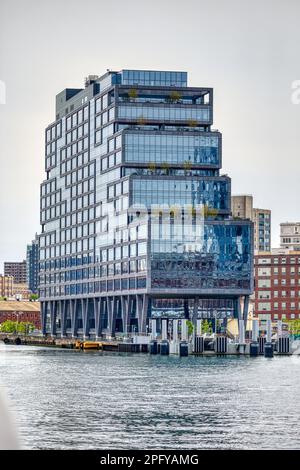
[39,69,254,337]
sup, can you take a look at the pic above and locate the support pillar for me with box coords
[107,297,112,336]
[266,319,272,343]
[50,301,56,337]
[252,318,259,342]
[107,296,117,337]
[277,320,282,337]
[41,301,47,336]
[71,299,78,338]
[151,318,157,340]
[243,295,250,331]
[136,294,143,334]
[173,319,178,342]
[161,319,167,340]
[239,320,245,344]
[60,300,67,338]
[141,294,148,334]
[181,319,188,341]
[121,296,130,334]
[196,319,202,336]
[236,297,243,340]
[94,297,102,339]
[112,296,118,337]
[192,297,199,327]
[82,298,89,339]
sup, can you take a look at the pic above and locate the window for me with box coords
[138,242,147,256]
[258,302,271,311]
[258,267,271,276]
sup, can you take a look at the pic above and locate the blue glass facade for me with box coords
[131,177,230,211]
[121,70,187,87]
[124,132,221,166]
[26,237,39,294]
[118,105,210,123]
[39,69,253,338]
[151,222,252,290]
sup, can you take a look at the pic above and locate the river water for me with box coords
[0,344,299,450]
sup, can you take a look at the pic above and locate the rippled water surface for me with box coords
[0,344,299,449]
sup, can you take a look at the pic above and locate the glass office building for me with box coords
[39,69,253,337]
[27,236,39,294]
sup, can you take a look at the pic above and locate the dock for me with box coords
[0,332,297,358]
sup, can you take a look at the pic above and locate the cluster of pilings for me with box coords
[147,318,292,358]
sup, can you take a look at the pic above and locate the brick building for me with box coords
[4,261,27,283]
[0,301,41,329]
[0,275,14,298]
[254,251,300,321]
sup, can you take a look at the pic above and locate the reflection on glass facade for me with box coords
[122,70,187,87]
[151,298,234,319]
[131,177,230,211]
[39,69,253,337]
[119,105,210,123]
[151,222,252,290]
[124,132,220,166]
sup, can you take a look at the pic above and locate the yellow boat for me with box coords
[75,341,102,350]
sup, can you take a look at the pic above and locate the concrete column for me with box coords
[243,295,250,330]
[140,294,148,334]
[173,319,178,342]
[196,319,202,336]
[277,320,282,337]
[82,298,89,339]
[107,296,117,337]
[235,297,242,320]
[128,296,133,334]
[99,297,104,338]
[60,301,67,338]
[192,297,199,327]
[71,299,78,338]
[136,294,143,334]
[59,301,63,337]
[239,319,245,344]
[252,318,259,342]
[162,319,167,340]
[94,298,102,339]
[121,296,129,334]
[266,319,272,343]
[61,300,68,337]
[236,297,244,341]
[41,301,47,336]
[112,297,118,337]
[181,319,188,341]
[50,301,56,337]
[106,297,112,336]
[151,318,157,340]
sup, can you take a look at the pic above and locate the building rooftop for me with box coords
[0,301,40,312]
[55,69,192,120]
[280,222,300,225]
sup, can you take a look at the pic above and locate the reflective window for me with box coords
[150,222,252,290]
[132,177,229,211]
[124,132,220,166]
[119,105,210,122]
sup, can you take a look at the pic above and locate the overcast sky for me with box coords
[0,0,300,271]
